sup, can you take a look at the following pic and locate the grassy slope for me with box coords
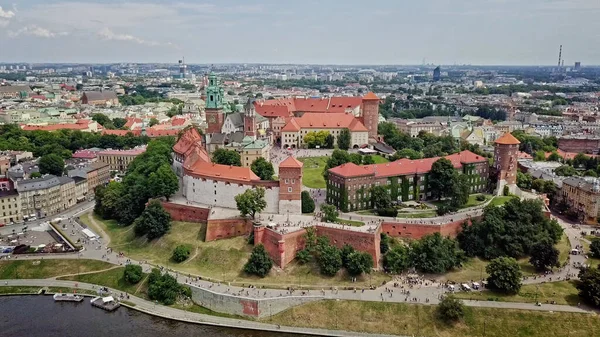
[268,300,599,337]
[0,259,112,279]
[453,281,580,305]
[59,267,146,296]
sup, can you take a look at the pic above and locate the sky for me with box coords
[1,0,599,65]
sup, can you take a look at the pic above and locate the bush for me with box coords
[589,239,600,259]
[376,208,398,217]
[503,185,510,196]
[475,195,486,202]
[437,296,465,323]
[244,244,273,277]
[301,191,315,213]
[296,248,311,264]
[147,268,187,305]
[171,245,191,263]
[436,204,457,216]
[123,264,143,284]
[317,244,342,276]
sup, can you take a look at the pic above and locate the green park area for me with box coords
[268,300,598,337]
[438,234,571,283]
[59,267,147,296]
[0,259,113,280]
[431,194,492,209]
[298,155,389,189]
[0,286,97,296]
[453,280,580,306]
[80,213,390,288]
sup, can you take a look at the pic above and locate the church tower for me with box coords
[244,98,257,139]
[205,72,224,134]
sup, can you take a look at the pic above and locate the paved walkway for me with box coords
[0,279,401,337]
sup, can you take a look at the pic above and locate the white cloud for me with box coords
[0,5,16,27]
[8,25,67,38]
[97,27,163,46]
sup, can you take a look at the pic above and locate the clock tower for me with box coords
[205,72,224,134]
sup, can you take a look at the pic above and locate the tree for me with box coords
[148,118,159,127]
[349,153,362,165]
[39,153,65,176]
[244,244,273,277]
[589,239,600,258]
[92,113,115,129]
[301,191,315,213]
[529,240,560,271]
[304,130,329,148]
[133,200,172,240]
[113,117,127,129]
[212,148,242,166]
[317,243,343,276]
[370,185,391,209]
[428,158,458,200]
[584,169,598,177]
[320,204,338,222]
[449,174,470,208]
[337,128,351,150]
[323,149,351,177]
[554,165,578,177]
[345,251,374,276]
[380,233,391,254]
[577,265,600,307]
[547,151,561,162]
[148,163,179,200]
[396,148,423,160]
[251,157,274,180]
[383,245,410,273]
[235,187,267,219]
[340,244,355,268]
[296,249,311,264]
[486,257,523,294]
[123,264,143,284]
[437,296,465,323]
[517,172,532,189]
[172,245,191,263]
[362,155,375,165]
[533,150,546,161]
[325,134,334,149]
[409,233,464,274]
[30,172,41,178]
[147,268,189,305]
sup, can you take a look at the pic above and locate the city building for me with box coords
[68,161,110,193]
[58,176,76,211]
[326,150,489,212]
[241,139,271,167]
[16,175,62,219]
[81,91,119,106]
[0,85,33,99]
[281,113,369,149]
[560,176,600,224]
[433,66,441,82]
[21,119,100,133]
[0,190,21,224]
[97,147,146,172]
[558,135,600,154]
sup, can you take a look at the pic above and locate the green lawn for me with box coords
[59,267,147,296]
[0,259,113,279]
[298,157,327,189]
[453,281,580,305]
[371,155,389,164]
[335,218,365,227]
[268,300,599,337]
[397,211,438,218]
[0,286,96,295]
[439,234,570,283]
[84,213,390,288]
[488,196,518,207]
[431,194,492,210]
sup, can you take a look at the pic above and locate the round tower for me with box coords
[494,133,521,185]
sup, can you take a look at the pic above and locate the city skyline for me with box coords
[1,0,599,65]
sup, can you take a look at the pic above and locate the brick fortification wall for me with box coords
[160,201,209,222]
[255,225,380,269]
[206,218,252,242]
[190,285,321,318]
[316,225,381,268]
[558,138,600,154]
[381,217,481,240]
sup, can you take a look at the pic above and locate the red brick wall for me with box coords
[161,201,209,223]
[279,229,306,268]
[558,138,600,154]
[206,218,252,242]
[259,227,285,267]
[316,225,381,268]
[381,217,480,240]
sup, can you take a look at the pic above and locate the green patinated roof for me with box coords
[243,139,268,149]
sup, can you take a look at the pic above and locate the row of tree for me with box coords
[322,149,378,179]
[379,122,459,158]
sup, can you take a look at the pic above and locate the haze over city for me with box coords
[1,0,599,65]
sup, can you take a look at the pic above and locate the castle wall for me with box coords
[206,217,252,241]
[316,225,381,268]
[160,201,209,222]
[381,217,480,240]
[184,175,280,213]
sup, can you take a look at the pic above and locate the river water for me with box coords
[0,296,312,337]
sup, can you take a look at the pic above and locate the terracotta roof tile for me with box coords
[281,113,367,132]
[173,127,203,156]
[495,133,521,145]
[279,156,303,168]
[362,92,379,101]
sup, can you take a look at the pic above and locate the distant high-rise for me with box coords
[575,62,581,71]
[178,58,187,79]
[433,66,441,82]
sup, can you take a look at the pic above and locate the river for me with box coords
[0,296,313,337]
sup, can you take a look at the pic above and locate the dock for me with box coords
[90,296,120,311]
[53,293,84,302]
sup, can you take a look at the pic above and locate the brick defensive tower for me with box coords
[205,72,224,134]
[494,133,521,192]
[278,156,303,215]
[361,92,380,141]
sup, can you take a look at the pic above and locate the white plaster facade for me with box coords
[282,129,368,149]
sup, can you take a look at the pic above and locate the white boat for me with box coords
[53,293,84,302]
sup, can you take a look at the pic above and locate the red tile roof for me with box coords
[124,117,142,129]
[362,92,379,101]
[146,128,180,138]
[518,151,533,159]
[544,149,598,161]
[280,156,303,168]
[254,96,364,118]
[281,113,368,132]
[495,133,521,145]
[329,150,486,178]
[102,129,142,136]
[72,150,98,159]
[186,161,260,182]
[173,127,203,156]
[171,118,187,126]
[21,120,91,131]
[98,147,146,156]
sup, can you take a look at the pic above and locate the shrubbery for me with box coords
[123,264,143,284]
[172,245,191,263]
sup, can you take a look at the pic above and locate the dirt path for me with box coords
[135,274,149,295]
[87,213,112,246]
[181,247,200,265]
